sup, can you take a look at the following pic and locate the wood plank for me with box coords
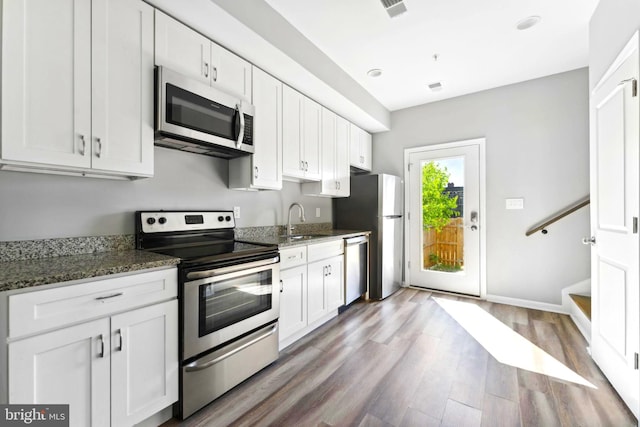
[440,399,482,427]
[519,388,562,427]
[569,294,591,320]
[481,393,520,427]
[399,407,440,427]
[485,356,519,402]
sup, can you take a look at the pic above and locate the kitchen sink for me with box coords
[279,234,329,241]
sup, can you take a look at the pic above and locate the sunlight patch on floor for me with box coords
[433,297,596,389]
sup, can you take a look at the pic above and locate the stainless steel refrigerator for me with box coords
[334,174,403,299]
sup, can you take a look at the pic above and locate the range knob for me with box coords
[146,217,156,225]
[158,217,167,225]
[225,216,232,222]
[218,216,224,222]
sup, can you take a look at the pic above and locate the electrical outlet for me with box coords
[316,207,321,218]
[233,206,241,218]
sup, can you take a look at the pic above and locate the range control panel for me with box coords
[138,211,235,233]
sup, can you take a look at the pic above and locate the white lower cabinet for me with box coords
[279,241,344,350]
[6,268,178,427]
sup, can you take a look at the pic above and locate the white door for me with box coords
[307,260,328,324]
[407,141,483,296]
[335,115,351,197]
[9,318,111,427]
[111,301,179,426]
[282,85,304,179]
[590,32,639,417]
[210,43,252,102]
[250,67,282,190]
[279,265,308,341]
[302,97,322,180]
[154,10,210,84]
[326,255,344,311]
[91,0,154,176]
[1,0,91,168]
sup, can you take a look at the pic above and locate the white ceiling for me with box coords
[264,0,599,111]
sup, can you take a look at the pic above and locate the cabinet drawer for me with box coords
[9,268,177,339]
[280,246,307,270]
[307,239,344,263]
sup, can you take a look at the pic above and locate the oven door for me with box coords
[183,255,280,361]
[156,66,254,153]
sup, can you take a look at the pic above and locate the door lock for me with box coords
[582,236,596,246]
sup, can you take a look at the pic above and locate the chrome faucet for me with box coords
[287,203,306,236]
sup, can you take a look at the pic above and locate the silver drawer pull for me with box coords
[95,292,123,301]
[98,334,105,358]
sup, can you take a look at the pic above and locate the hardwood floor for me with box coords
[163,288,636,427]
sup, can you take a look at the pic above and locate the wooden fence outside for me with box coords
[423,217,464,269]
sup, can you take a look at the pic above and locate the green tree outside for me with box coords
[422,162,459,232]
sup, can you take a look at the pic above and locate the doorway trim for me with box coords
[403,137,487,298]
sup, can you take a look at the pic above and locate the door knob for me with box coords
[582,236,596,245]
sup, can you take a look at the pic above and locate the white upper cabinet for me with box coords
[155,10,251,102]
[229,67,282,190]
[282,85,321,181]
[301,108,350,197]
[349,124,372,172]
[1,0,154,178]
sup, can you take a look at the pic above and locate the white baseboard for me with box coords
[485,294,567,314]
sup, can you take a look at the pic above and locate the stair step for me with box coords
[570,294,591,320]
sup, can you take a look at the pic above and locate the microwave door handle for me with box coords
[235,104,245,149]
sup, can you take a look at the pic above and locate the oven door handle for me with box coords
[184,323,278,372]
[186,256,279,280]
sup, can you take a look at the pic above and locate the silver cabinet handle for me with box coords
[280,280,284,293]
[79,135,86,155]
[98,334,105,358]
[582,236,596,246]
[254,166,259,179]
[213,66,218,82]
[117,329,123,352]
[300,160,304,171]
[323,266,327,277]
[95,137,102,158]
[185,323,278,372]
[304,161,308,171]
[95,292,123,301]
[204,61,209,78]
[328,265,332,275]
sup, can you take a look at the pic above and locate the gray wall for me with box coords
[589,0,640,91]
[0,147,332,241]
[373,68,590,305]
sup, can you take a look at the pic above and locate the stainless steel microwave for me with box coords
[155,66,255,158]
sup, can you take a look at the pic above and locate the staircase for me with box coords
[569,293,591,343]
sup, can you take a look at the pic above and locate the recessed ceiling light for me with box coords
[367,69,383,78]
[516,15,541,31]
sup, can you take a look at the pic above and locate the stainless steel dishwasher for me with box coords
[343,235,369,307]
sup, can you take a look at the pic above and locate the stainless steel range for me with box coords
[135,211,280,419]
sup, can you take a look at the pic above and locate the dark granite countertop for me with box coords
[239,229,371,248]
[0,250,180,292]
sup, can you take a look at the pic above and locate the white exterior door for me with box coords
[406,140,484,296]
[8,318,111,427]
[590,31,640,417]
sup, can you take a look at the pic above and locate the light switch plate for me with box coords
[316,207,321,218]
[233,206,241,218]
[505,198,524,210]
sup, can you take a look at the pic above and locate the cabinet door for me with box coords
[361,130,373,171]
[335,116,351,197]
[251,67,283,190]
[154,10,210,84]
[91,0,154,176]
[326,255,345,311]
[302,97,322,181]
[210,42,252,102]
[8,318,111,427]
[307,261,328,324]
[349,123,362,168]
[282,85,304,179]
[320,108,338,195]
[111,300,178,427]
[280,266,308,342]
[1,0,91,168]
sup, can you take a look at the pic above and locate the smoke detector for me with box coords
[380,0,407,18]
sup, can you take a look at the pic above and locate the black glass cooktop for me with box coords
[149,240,277,265]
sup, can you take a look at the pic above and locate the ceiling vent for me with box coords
[380,0,407,18]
